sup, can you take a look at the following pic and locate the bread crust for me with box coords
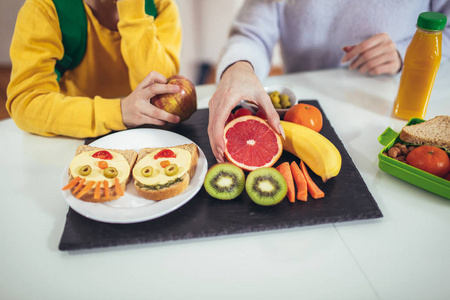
[133,143,199,200]
[399,115,450,151]
[68,145,138,203]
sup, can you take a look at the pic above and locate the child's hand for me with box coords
[121,71,181,128]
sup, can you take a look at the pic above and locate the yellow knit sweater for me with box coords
[6,0,181,138]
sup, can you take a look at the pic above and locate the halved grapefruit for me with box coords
[223,115,283,171]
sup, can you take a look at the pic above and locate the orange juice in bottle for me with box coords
[393,12,447,120]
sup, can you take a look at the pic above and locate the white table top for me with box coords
[1,64,449,300]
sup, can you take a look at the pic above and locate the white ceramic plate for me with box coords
[60,128,208,224]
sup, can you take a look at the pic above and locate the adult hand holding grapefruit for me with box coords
[208,61,283,163]
[224,115,283,171]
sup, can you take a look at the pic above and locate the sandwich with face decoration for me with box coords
[132,143,199,201]
[63,145,138,202]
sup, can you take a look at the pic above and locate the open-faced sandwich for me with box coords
[132,143,199,201]
[62,145,138,202]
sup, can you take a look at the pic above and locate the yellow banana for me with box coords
[280,121,342,182]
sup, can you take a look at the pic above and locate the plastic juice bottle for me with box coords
[393,12,447,120]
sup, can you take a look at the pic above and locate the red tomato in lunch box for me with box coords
[406,146,450,177]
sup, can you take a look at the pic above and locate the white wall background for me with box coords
[0,0,280,83]
[175,0,245,82]
[0,0,23,65]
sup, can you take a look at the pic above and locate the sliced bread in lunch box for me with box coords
[399,115,450,151]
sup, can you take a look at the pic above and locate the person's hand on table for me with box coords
[121,71,181,128]
[341,33,402,75]
[207,61,283,163]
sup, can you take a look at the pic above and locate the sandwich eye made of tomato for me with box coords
[92,150,113,160]
[154,149,176,159]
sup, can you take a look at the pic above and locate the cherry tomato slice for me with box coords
[154,149,176,159]
[92,150,113,160]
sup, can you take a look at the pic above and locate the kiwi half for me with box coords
[204,163,245,200]
[245,167,287,206]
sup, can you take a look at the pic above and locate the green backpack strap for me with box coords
[53,0,157,81]
[53,0,87,81]
[145,0,158,18]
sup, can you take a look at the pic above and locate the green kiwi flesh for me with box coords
[204,163,245,200]
[245,167,287,206]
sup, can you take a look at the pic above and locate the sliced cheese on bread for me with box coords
[399,115,450,151]
[132,143,199,201]
[66,145,138,202]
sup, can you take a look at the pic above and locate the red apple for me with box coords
[150,75,197,121]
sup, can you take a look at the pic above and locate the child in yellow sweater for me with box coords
[6,0,182,138]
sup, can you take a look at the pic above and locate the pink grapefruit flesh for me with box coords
[223,115,283,171]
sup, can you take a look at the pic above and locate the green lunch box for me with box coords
[378,118,450,200]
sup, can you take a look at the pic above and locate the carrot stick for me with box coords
[72,178,86,195]
[290,161,308,201]
[75,180,96,199]
[300,161,325,199]
[276,162,295,203]
[103,180,110,200]
[114,177,124,197]
[94,181,101,200]
[62,176,82,190]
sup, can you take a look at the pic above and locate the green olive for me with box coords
[270,93,281,104]
[164,164,179,176]
[280,93,290,103]
[273,102,282,109]
[141,166,153,177]
[281,97,291,109]
[104,167,118,178]
[79,165,92,176]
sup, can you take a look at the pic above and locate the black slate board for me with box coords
[59,101,382,251]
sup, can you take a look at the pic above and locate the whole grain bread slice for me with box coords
[399,115,450,151]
